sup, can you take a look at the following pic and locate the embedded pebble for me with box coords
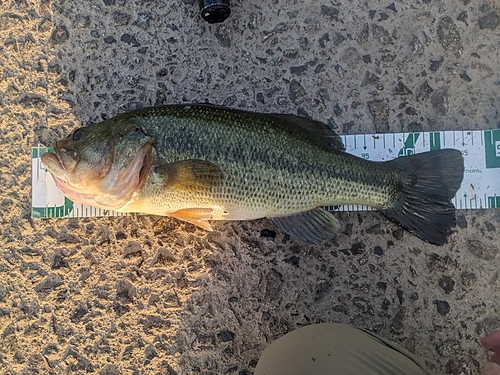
[479,12,500,30]
[438,275,455,294]
[467,240,498,261]
[435,300,451,316]
[437,16,463,57]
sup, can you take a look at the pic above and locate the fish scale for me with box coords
[124,105,400,218]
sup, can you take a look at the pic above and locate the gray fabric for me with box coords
[255,323,433,375]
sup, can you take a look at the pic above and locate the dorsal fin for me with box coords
[266,114,345,152]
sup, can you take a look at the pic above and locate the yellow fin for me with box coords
[170,208,214,231]
[155,159,223,192]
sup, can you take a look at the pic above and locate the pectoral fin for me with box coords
[270,207,341,245]
[155,159,223,192]
[169,208,214,231]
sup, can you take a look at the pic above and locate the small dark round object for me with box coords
[72,129,84,141]
[198,0,231,23]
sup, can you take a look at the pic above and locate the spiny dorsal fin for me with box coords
[155,159,223,192]
[267,113,345,152]
[270,207,341,245]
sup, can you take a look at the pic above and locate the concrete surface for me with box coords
[1,0,500,374]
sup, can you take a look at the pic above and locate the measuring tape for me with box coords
[31,129,500,219]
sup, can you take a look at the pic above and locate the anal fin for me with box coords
[270,207,341,245]
[169,208,214,231]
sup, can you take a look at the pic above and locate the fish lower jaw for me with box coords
[49,171,135,211]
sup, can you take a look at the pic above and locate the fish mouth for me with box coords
[50,139,84,173]
[41,151,71,185]
[44,143,153,210]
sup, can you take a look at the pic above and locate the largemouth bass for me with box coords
[41,104,464,245]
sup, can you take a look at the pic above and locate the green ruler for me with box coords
[32,129,500,218]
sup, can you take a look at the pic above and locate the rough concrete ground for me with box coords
[1,0,500,374]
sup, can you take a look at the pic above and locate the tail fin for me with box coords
[380,149,464,245]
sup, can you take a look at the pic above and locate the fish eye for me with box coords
[72,129,84,141]
[131,126,147,138]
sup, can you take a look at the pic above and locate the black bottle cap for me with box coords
[199,0,231,23]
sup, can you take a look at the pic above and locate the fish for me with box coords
[41,104,464,245]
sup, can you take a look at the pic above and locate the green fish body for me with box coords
[41,104,464,245]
